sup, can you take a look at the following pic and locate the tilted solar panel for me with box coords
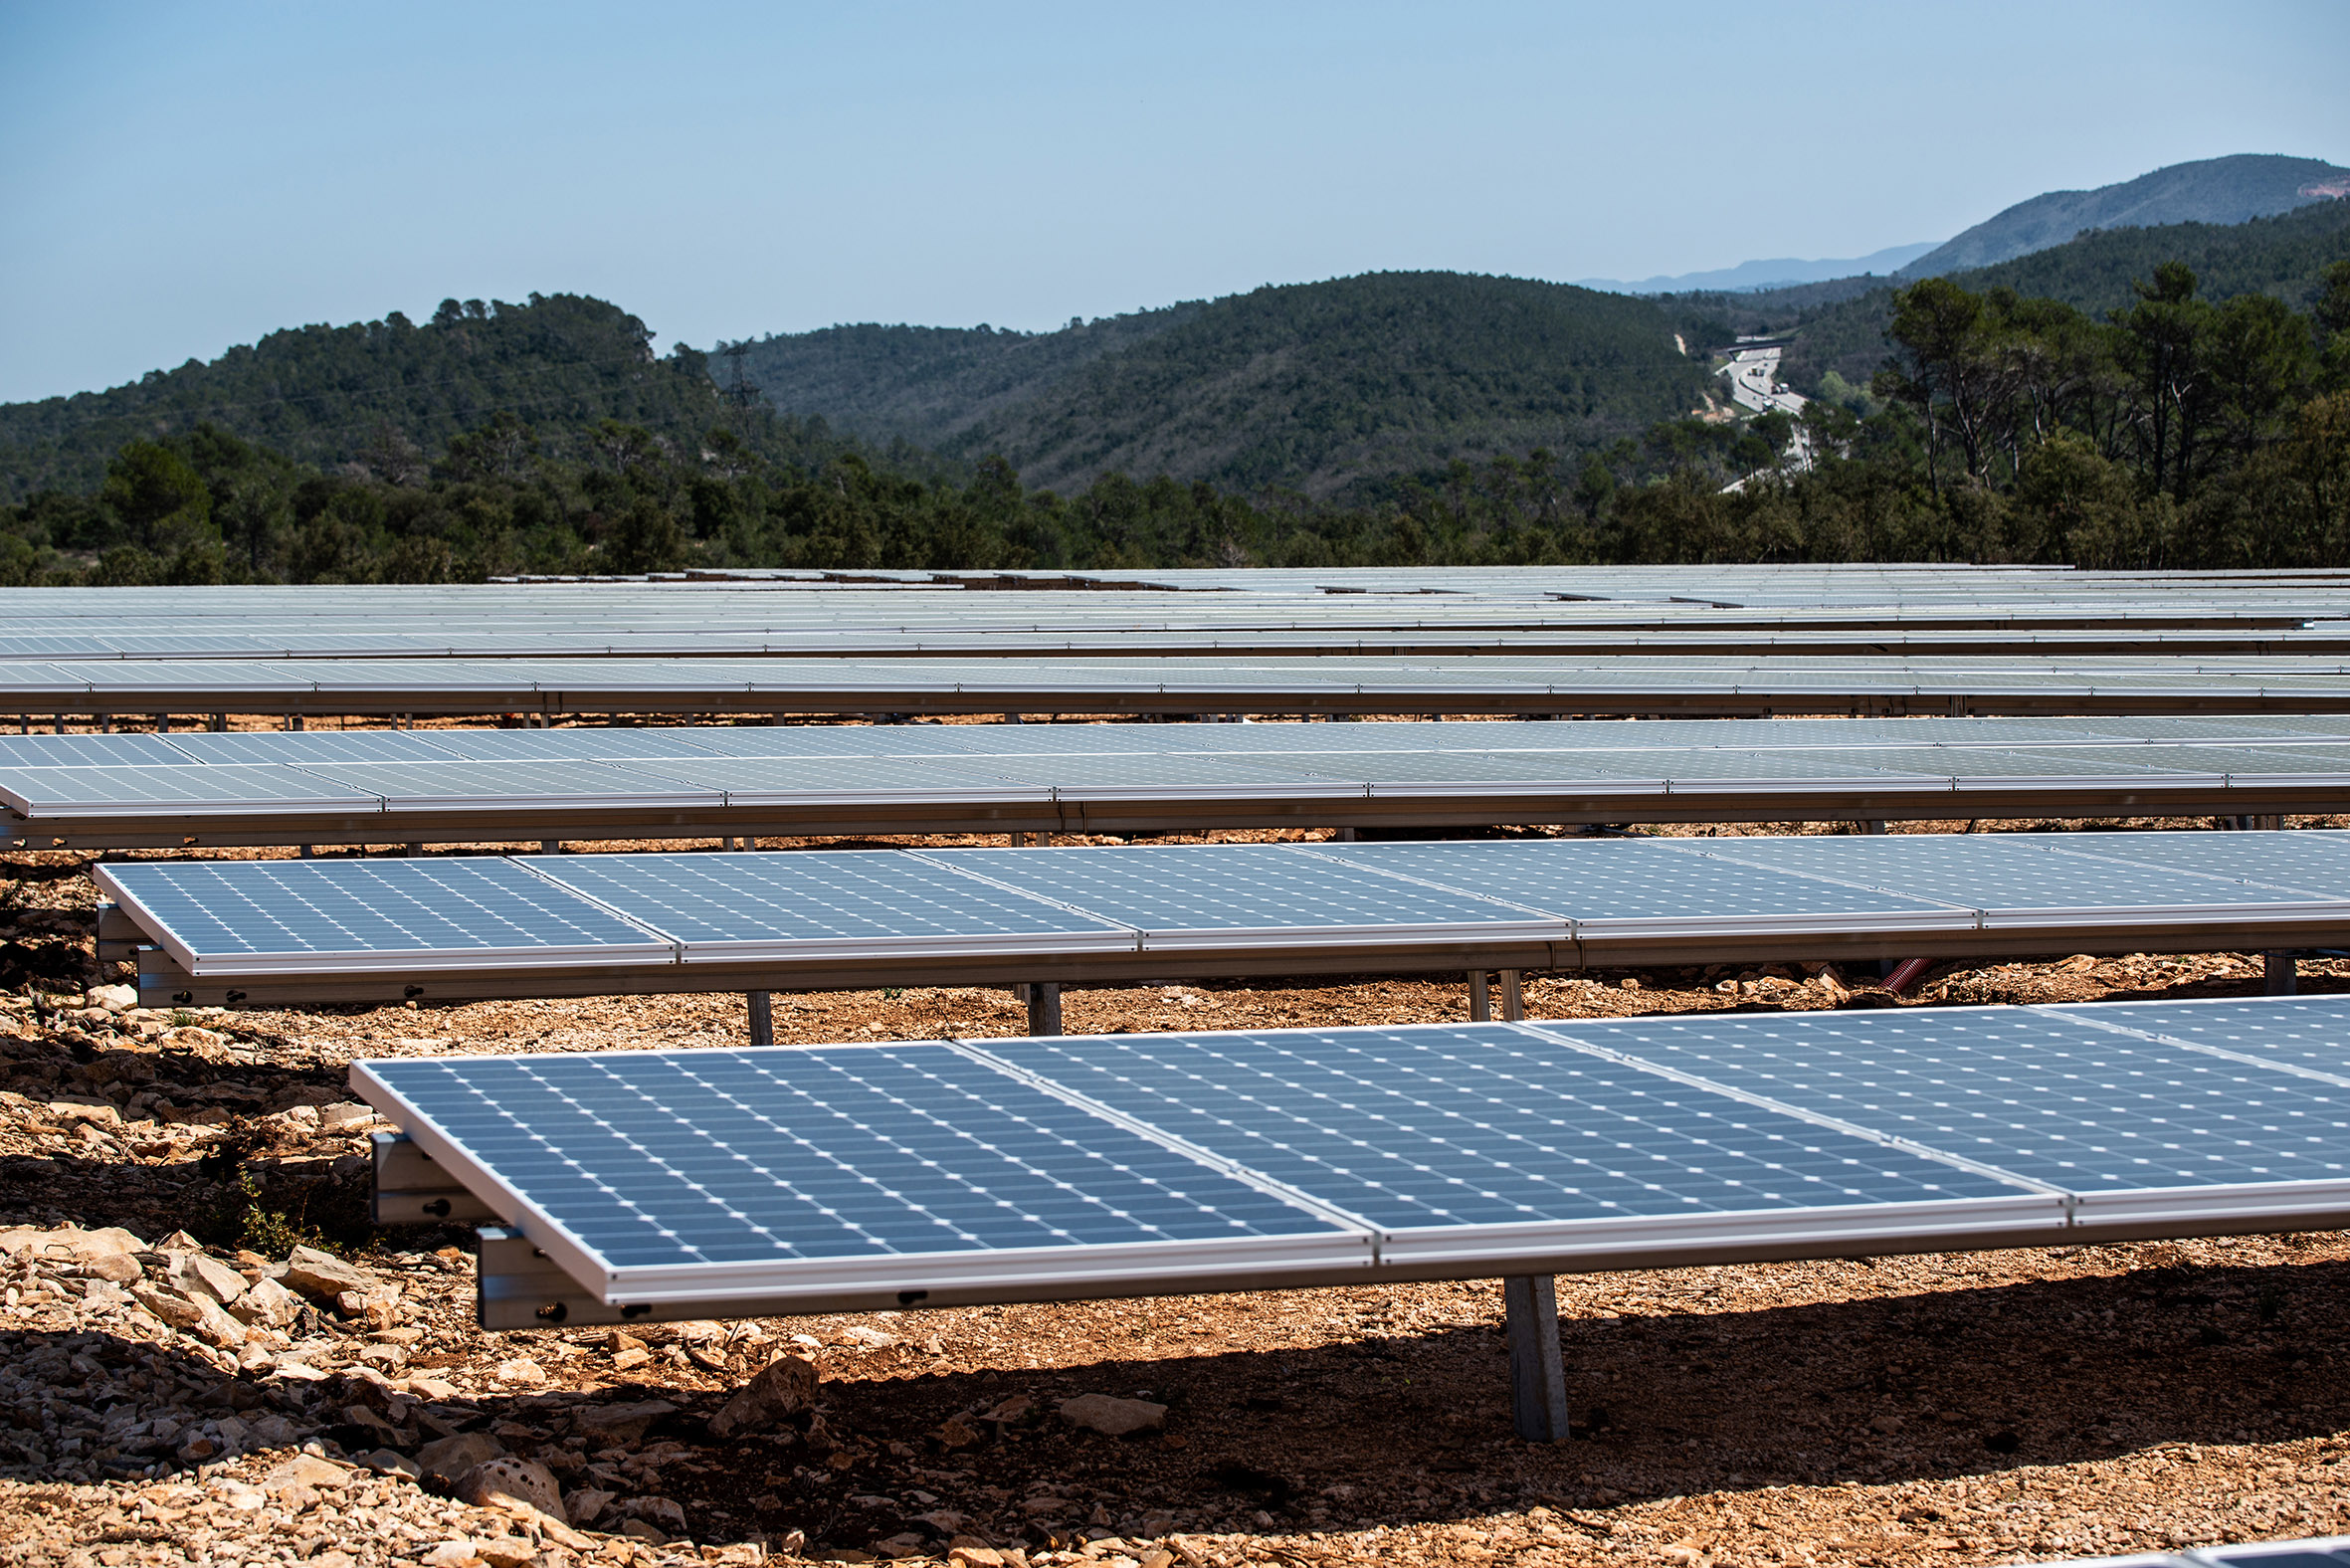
[0,734,191,767]
[974,1025,2035,1271]
[2051,995,2350,1084]
[1522,1011,2350,1194]
[356,1044,1363,1302]
[912,844,1567,945]
[1692,835,2345,923]
[526,851,1139,960]
[1306,839,1972,934]
[612,754,1050,802]
[288,760,725,810]
[95,858,677,974]
[0,764,385,817]
[158,731,461,765]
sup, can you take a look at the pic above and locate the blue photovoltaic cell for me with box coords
[0,734,191,767]
[532,852,1133,949]
[2048,832,2350,897]
[980,1024,2018,1231]
[678,725,1016,759]
[1526,1010,2350,1189]
[388,728,746,763]
[624,755,1049,797]
[101,858,669,962]
[364,1046,1343,1270]
[289,760,725,805]
[952,754,1348,790]
[0,764,384,810]
[2069,997,2350,1082]
[1311,840,1965,923]
[920,845,1553,934]
[1694,835,2338,911]
[158,731,459,765]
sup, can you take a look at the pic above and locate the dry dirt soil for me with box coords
[1,805,2347,1568]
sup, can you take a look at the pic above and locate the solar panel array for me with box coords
[99,832,2350,999]
[12,714,2350,846]
[351,995,2350,1309]
[15,566,2350,672]
[8,649,2350,720]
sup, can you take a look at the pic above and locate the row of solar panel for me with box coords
[4,652,2350,697]
[8,712,2350,768]
[13,724,2350,822]
[12,742,2350,817]
[16,626,2350,662]
[352,994,2350,1305]
[98,831,2350,974]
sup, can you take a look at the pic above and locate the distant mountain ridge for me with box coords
[1896,153,2350,277]
[728,273,1711,501]
[1576,242,1939,294]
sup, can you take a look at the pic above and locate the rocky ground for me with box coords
[2,808,2348,1568]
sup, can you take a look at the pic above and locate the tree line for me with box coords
[1,261,2344,582]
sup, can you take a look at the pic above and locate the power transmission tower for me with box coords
[720,342,763,415]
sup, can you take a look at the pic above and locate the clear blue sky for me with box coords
[2,0,2343,403]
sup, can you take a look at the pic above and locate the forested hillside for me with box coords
[1897,154,2349,277]
[723,305,1204,453]
[734,273,1717,502]
[1703,197,2350,397]
[0,294,880,502]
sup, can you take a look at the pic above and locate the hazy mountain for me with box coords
[1896,153,2350,278]
[1577,242,1939,294]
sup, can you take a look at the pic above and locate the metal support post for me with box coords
[209,713,226,732]
[1498,969,1524,1021]
[539,840,560,855]
[298,845,314,860]
[747,991,774,1048]
[2266,953,2298,996]
[1469,971,1491,1022]
[1504,1274,1570,1443]
[1860,820,1887,836]
[1333,828,1357,843]
[1027,983,1063,1036]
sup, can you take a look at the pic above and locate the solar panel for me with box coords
[385,728,745,763]
[1307,840,1973,934]
[0,734,191,767]
[2051,996,2350,1083]
[949,753,1356,796]
[674,725,1013,758]
[2046,831,2350,896]
[0,764,385,817]
[1523,1010,2350,1193]
[1691,835,2344,923]
[288,760,726,810]
[911,844,1568,945]
[975,1025,2031,1263]
[157,731,461,765]
[95,858,677,974]
[355,1043,1364,1302]
[616,754,1052,802]
[526,851,1140,960]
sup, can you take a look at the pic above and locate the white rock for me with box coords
[230,1275,301,1328]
